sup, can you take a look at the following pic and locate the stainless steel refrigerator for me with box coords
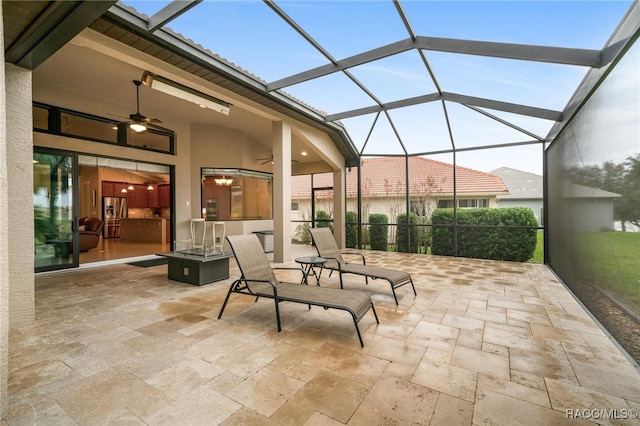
[103,197,127,238]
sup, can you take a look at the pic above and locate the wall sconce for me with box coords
[141,71,232,115]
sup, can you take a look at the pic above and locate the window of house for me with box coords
[60,111,119,144]
[437,198,489,209]
[33,102,175,154]
[201,168,273,220]
[291,202,299,211]
[33,104,49,131]
[409,200,426,216]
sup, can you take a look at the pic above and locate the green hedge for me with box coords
[431,208,537,262]
[396,212,425,253]
[346,211,358,248]
[369,213,388,251]
[315,210,334,232]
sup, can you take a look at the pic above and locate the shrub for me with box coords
[431,207,538,262]
[396,212,426,253]
[346,211,358,248]
[294,222,311,244]
[315,210,334,232]
[369,213,388,251]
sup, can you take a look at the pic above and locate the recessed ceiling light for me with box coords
[301,151,307,156]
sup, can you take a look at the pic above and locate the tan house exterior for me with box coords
[291,157,509,237]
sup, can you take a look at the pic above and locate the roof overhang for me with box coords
[3,1,117,69]
[89,4,360,166]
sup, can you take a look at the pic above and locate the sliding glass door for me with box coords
[34,148,78,272]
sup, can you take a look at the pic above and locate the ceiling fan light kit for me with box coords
[128,79,163,133]
[130,122,147,133]
[141,71,232,116]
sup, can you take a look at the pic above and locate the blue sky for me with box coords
[124,1,633,174]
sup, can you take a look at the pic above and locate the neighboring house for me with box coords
[491,167,543,225]
[560,183,621,232]
[492,167,621,231]
[292,157,509,232]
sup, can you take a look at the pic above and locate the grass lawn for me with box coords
[576,231,640,307]
[528,230,544,264]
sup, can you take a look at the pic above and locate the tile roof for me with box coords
[292,157,508,199]
[491,167,543,200]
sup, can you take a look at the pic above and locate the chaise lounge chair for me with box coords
[309,227,417,304]
[218,234,379,347]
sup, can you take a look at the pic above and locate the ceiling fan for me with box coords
[126,80,165,133]
[256,155,300,165]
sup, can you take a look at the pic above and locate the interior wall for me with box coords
[546,38,640,362]
[78,166,100,218]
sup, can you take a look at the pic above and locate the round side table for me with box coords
[295,256,326,286]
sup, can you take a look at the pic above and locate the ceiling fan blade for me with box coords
[128,79,164,126]
[105,112,128,121]
[147,122,174,133]
[256,155,299,165]
[130,112,147,122]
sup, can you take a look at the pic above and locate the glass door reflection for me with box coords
[34,150,78,272]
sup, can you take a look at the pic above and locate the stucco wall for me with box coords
[6,64,34,329]
[1,57,36,420]
[1,4,8,417]
[190,123,276,252]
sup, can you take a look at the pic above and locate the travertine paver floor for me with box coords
[6,246,640,425]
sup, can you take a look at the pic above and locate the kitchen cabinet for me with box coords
[120,218,169,243]
[158,184,170,208]
[102,181,168,208]
[148,184,159,207]
[125,185,149,208]
[102,181,117,197]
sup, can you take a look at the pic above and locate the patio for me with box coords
[8,247,640,425]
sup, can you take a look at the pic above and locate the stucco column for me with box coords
[272,121,291,263]
[0,3,8,417]
[333,168,346,248]
[6,63,35,332]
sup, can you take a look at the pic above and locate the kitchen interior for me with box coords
[78,156,171,264]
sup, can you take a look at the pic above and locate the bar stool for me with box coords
[211,222,226,253]
[189,218,206,248]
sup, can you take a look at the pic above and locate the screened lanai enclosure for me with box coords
[115,1,640,361]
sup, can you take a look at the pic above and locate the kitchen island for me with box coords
[120,218,169,244]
